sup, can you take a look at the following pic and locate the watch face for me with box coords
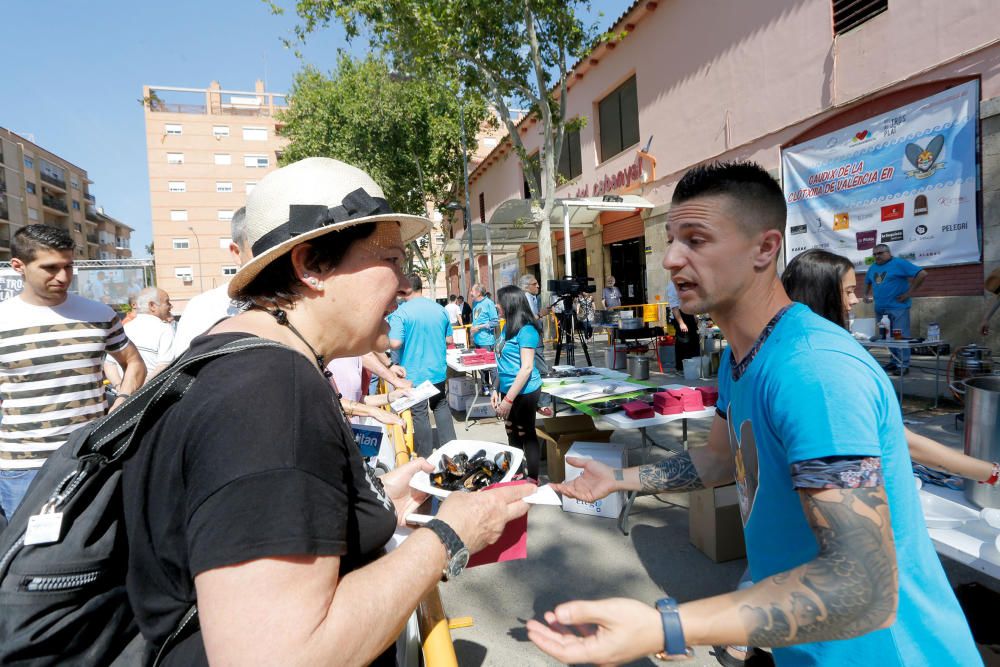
[448,548,471,578]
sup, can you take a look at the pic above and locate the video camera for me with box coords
[547,275,597,297]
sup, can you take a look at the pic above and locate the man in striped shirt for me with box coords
[0,225,144,520]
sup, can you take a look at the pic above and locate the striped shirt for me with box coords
[0,294,128,469]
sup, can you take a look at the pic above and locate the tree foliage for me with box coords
[277,53,490,290]
[270,0,602,301]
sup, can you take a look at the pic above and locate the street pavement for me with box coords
[431,335,999,666]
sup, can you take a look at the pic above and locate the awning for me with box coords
[444,195,654,254]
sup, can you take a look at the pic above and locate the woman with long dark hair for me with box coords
[783,248,999,486]
[492,285,544,479]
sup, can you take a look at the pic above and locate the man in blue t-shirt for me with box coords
[388,274,455,456]
[529,162,979,667]
[469,283,498,393]
[863,245,927,374]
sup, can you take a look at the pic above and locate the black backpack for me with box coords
[0,337,283,666]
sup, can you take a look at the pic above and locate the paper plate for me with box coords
[410,439,523,498]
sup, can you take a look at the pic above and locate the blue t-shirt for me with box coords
[865,257,922,309]
[472,297,498,347]
[716,304,979,667]
[387,297,450,386]
[497,325,542,394]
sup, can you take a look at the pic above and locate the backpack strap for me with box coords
[81,337,287,462]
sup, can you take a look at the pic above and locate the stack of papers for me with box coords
[390,380,440,412]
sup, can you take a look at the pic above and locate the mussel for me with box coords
[430,448,512,491]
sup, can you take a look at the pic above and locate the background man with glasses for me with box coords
[863,244,928,375]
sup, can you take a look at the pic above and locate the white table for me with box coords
[860,339,949,408]
[920,484,1000,581]
[596,406,717,535]
[447,354,498,430]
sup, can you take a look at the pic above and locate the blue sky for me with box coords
[2,1,619,256]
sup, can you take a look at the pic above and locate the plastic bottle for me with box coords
[878,314,891,340]
[927,322,940,342]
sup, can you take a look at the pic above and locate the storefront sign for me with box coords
[781,81,979,271]
[575,151,654,198]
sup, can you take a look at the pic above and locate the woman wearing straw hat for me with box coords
[121,158,534,665]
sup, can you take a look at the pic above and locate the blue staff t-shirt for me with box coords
[716,303,979,667]
[472,297,498,347]
[865,257,922,309]
[387,297,450,386]
[497,325,542,394]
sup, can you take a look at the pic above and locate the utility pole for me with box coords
[188,226,205,292]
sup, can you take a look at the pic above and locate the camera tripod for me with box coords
[553,305,592,367]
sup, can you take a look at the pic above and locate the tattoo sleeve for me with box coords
[739,486,898,647]
[638,452,705,494]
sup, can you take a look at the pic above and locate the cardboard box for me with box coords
[688,484,746,562]
[562,441,626,518]
[536,416,613,483]
[464,395,496,420]
[448,376,475,398]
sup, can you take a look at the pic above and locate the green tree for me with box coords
[271,0,602,305]
[277,54,489,296]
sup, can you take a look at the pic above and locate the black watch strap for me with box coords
[425,519,469,580]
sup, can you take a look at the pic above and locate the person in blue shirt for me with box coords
[491,285,544,480]
[469,283,498,393]
[862,245,927,375]
[529,162,979,667]
[388,273,456,457]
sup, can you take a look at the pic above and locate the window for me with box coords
[221,266,238,276]
[24,156,33,170]
[244,154,269,168]
[216,181,233,193]
[167,152,184,164]
[245,181,256,194]
[218,237,233,249]
[169,209,188,222]
[598,75,639,162]
[483,136,498,149]
[175,267,194,282]
[213,125,230,138]
[26,181,35,194]
[242,127,268,141]
[172,238,190,249]
[217,209,234,221]
[479,192,486,224]
[833,0,887,35]
[28,207,38,220]
[558,127,583,182]
[168,181,186,192]
[72,200,81,210]
[71,177,80,190]
[165,123,182,135]
[73,223,82,232]
[214,153,231,166]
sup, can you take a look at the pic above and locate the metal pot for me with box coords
[955,344,993,382]
[627,354,650,380]
[963,375,1000,508]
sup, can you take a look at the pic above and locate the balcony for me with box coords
[85,207,99,223]
[0,225,10,247]
[42,195,68,214]
[84,193,95,204]
[86,233,98,244]
[40,172,67,191]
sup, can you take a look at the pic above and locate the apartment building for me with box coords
[0,128,130,261]
[142,80,288,312]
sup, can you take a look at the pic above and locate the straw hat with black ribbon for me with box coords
[228,157,431,298]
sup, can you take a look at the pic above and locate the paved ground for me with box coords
[430,337,1000,666]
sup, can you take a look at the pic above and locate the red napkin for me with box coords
[668,388,704,412]
[696,386,719,407]
[622,400,655,419]
[467,479,530,568]
[653,391,683,415]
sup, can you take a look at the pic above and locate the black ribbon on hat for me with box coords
[251,188,392,257]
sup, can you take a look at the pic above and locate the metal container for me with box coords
[955,344,993,382]
[963,375,1000,508]
[627,354,650,380]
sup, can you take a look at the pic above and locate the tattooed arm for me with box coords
[552,415,735,502]
[528,461,898,666]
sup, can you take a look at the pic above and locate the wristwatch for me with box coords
[425,519,470,581]
[653,597,693,661]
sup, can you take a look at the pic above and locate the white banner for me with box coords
[782,81,980,271]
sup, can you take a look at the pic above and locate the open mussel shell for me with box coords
[429,447,516,492]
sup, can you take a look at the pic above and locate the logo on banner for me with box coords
[352,423,385,458]
[881,202,904,221]
[833,212,850,230]
[938,195,967,207]
[789,224,807,235]
[915,225,928,235]
[942,222,969,233]
[851,129,872,143]
[856,230,877,251]
[904,135,946,179]
[914,194,929,216]
[880,229,904,243]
